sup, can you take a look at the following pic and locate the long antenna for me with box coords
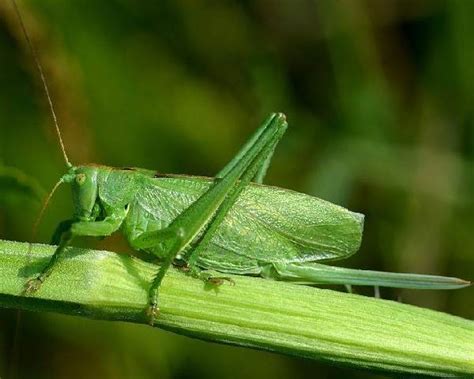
[10,0,72,168]
[31,178,64,241]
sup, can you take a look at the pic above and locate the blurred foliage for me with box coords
[0,0,472,378]
[0,165,44,206]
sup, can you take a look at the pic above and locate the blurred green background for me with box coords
[0,1,473,378]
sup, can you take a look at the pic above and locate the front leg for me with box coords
[24,211,126,294]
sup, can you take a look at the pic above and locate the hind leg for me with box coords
[131,113,288,324]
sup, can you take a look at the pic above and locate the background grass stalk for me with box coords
[0,239,472,377]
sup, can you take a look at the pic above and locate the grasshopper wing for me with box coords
[135,175,364,274]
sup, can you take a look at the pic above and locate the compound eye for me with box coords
[76,173,86,185]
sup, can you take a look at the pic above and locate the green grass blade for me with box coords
[0,239,473,377]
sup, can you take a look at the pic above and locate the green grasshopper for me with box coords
[12,0,469,325]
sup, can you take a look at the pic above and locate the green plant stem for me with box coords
[0,239,472,377]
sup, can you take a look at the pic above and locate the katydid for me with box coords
[12,0,469,325]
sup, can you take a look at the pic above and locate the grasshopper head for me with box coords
[62,166,100,221]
